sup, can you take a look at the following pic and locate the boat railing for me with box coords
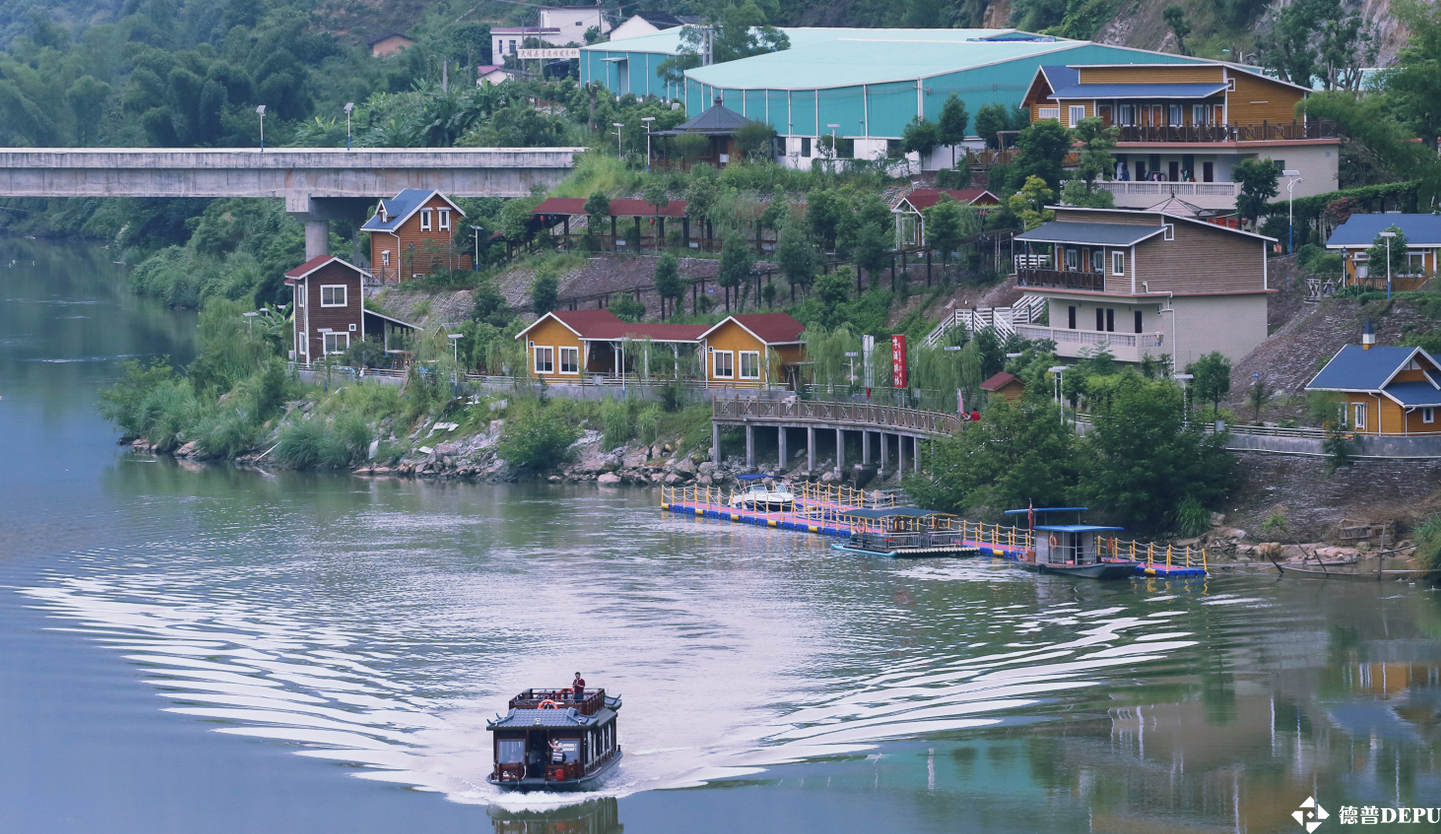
[1099,537,1208,572]
[510,688,607,716]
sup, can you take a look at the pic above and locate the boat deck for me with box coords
[661,493,1206,578]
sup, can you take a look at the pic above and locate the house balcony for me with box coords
[1016,268,1106,292]
[1015,324,1165,363]
[1093,180,1241,210]
[1114,120,1337,144]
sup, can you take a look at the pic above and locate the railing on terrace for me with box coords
[1016,268,1105,292]
[713,397,964,435]
[1094,181,1240,198]
[1115,120,1336,143]
[1015,325,1165,349]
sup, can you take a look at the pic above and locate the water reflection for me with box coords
[489,798,622,834]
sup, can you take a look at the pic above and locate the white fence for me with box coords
[923,294,1047,347]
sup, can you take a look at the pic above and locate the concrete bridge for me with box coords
[0,147,582,257]
[712,397,963,476]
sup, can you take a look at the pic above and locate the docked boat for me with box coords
[832,507,979,558]
[486,687,622,792]
[729,474,795,512]
[1003,507,1139,580]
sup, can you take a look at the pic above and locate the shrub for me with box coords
[100,357,179,438]
[138,379,201,453]
[1414,515,1441,572]
[636,404,660,445]
[191,408,264,460]
[274,420,328,470]
[1174,495,1211,538]
[496,406,581,473]
[601,399,632,447]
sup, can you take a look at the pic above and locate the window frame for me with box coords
[438,209,451,231]
[738,350,761,380]
[1168,104,1182,126]
[1192,104,1206,125]
[1117,104,1134,126]
[322,332,349,354]
[1353,402,1367,431]
[381,249,391,266]
[1038,106,1059,121]
[1068,105,1085,127]
[800,137,811,157]
[558,345,580,375]
[320,284,347,307]
[1424,407,1436,425]
[1064,248,1079,270]
[533,345,555,375]
[1112,251,1125,276]
[712,349,734,379]
[420,209,433,231]
[1090,249,1104,272]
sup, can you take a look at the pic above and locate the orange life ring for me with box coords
[539,699,560,709]
[1048,534,1059,548]
[559,688,572,697]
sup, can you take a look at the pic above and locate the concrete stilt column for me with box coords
[745,425,754,469]
[879,432,888,475]
[836,429,845,473]
[777,427,787,470]
[897,434,906,473]
[712,423,722,464]
[304,218,330,260]
[862,431,871,465]
[807,427,815,472]
[913,436,921,473]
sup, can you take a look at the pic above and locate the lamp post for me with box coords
[945,345,964,413]
[243,310,259,336]
[845,351,859,386]
[1048,365,1070,424]
[641,116,656,172]
[473,226,481,272]
[1173,372,1193,422]
[612,122,624,160]
[826,123,840,171]
[1283,169,1302,254]
[448,333,463,367]
[344,102,355,150]
[256,105,266,151]
[1380,230,1396,299]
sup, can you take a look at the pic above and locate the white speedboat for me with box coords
[729,476,794,512]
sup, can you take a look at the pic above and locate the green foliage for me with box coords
[1163,6,1192,55]
[1011,118,1070,192]
[1233,158,1283,228]
[922,194,977,265]
[1385,0,1441,154]
[1414,514,1441,572]
[610,294,646,323]
[900,116,941,162]
[937,94,970,168]
[973,102,1015,150]
[653,252,684,318]
[735,120,778,160]
[776,223,817,294]
[99,357,180,439]
[497,402,582,473]
[1060,178,1115,208]
[1175,495,1210,537]
[531,273,559,316]
[657,3,790,85]
[1185,352,1232,417]
[1071,116,1119,190]
[636,404,661,445]
[1008,176,1056,231]
[1260,0,1374,91]
[1322,419,1354,476]
[717,233,753,311]
[1366,225,1410,276]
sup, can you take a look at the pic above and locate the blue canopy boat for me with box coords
[1003,507,1138,580]
[486,687,622,791]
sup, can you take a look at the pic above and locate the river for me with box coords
[2,237,1439,833]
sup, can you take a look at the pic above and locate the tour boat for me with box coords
[486,687,622,792]
[728,474,795,512]
[1004,507,1139,580]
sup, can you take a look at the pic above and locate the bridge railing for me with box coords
[712,398,963,435]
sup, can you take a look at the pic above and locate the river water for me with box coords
[2,237,1440,833]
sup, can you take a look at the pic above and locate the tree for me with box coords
[584,190,611,240]
[684,170,721,246]
[1071,116,1119,192]
[1060,179,1115,208]
[1010,118,1071,193]
[806,189,843,251]
[1186,352,1232,418]
[776,222,818,300]
[1366,225,1410,279]
[812,267,852,329]
[531,274,559,315]
[610,294,645,322]
[923,194,968,269]
[717,233,752,312]
[1007,176,1056,231]
[657,3,791,85]
[1247,376,1270,422]
[642,180,670,251]
[673,132,710,167]
[653,252,683,318]
[1261,0,1375,91]
[1385,0,1441,153]
[1232,158,1282,230]
[470,280,512,328]
[900,117,941,167]
[937,94,970,169]
[1259,0,1324,87]
[973,102,1011,150]
[1163,6,1191,55]
[853,222,892,289]
[735,120,777,160]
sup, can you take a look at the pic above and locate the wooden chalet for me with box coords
[697,313,806,389]
[654,99,754,169]
[360,189,471,282]
[514,309,707,383]
[1305,327,1441,435]
[1326,214,1441,291]
[284,256,416,363]
[980,371,1025,401]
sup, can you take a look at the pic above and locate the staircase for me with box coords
[923,295,1047,347]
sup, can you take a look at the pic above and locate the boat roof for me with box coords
[735,473,778,481]
[488,707,616,730]
[1035,524,1124,533]
[842,506,937,519]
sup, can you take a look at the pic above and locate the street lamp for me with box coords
[256,105,266,151]
[612,122,625,160]
[1173,372,1193,421]
[826,123,840,169]
[344,102,355,151]
[1048,365,1070,423]
[1380,230,1396,299]
[1283,169,1302,254]
[945,345,966,413]
[448,332,464,367]
[641,116,656,172]
[243,310,260,336]
[845,351,859,385]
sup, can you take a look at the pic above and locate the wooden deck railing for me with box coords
[1016,268,1105,292]
[712,397,963,435]
[1115,120,1336,144]
[510,688,607,716]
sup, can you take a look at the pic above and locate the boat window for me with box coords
[497,739,525,763]
[558,739,578,759]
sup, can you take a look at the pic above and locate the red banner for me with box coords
[891,335,907,388]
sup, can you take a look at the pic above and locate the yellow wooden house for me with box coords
[696,313,806,389]
[1305,326,1441,435]
[514,309,707,383]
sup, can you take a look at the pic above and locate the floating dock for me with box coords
[660,485,1206,578]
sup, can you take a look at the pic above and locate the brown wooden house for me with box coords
[361,189,472,283]
[285,256,416,363]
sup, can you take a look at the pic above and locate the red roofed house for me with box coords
[892,189,1001,247]
[361,189,471,283]
[980,371,1025,402]
[697,313,807,389]
[285,256,416,363]
[514,309,707,383]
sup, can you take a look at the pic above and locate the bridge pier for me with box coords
[745,425,754,469]
[287,194,387,261]
[897,435,906,474]
[712,423,721,464]
[879,432,888,475]
[836,429,845,474]
[807,427,815,473]
[777,427,787,470]
[862,431,871,466]
[305,219,329,261]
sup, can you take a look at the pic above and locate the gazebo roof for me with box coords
[658,102,751,136]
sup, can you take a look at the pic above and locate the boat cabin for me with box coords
[1005,507,1122,567]
[837,507,973,556]
[486,687,622,791]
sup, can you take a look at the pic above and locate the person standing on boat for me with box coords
[572,672,585,703]
[549,738,565,763]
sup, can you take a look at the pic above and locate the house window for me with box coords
[1068,105,1085,127]
[296,286,304,306]
[1168,105,1182,126]
[1117,104,1134,126]
[1407,252,1426,273]
[558,346,580,374]
[1424,407,1436,424]
[739,351,761,379]
[713,350,734,379]
[1064,248,1079,270]
[298,332,307,355]
[508,39,516,54]
[320,285,347,307]
[1112,252,1125,276]
[382,250,391,266]
[1192,105,1207,125]
[323,332,349,354]
[1353,402,1367,430]
[533,346,554,374]
[800,137,811,157]
[1091,250,1104,272]
[1067,305,1077,330]
[1038,107,1059,121]
[439,209,451,231]
[420,209,433,231]
[1163,223,1175,241]
[1134,310,1143,334]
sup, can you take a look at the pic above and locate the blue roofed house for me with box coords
[360,189,470,283]
[1325,213,1441,291]
[1305,324,1441,435]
